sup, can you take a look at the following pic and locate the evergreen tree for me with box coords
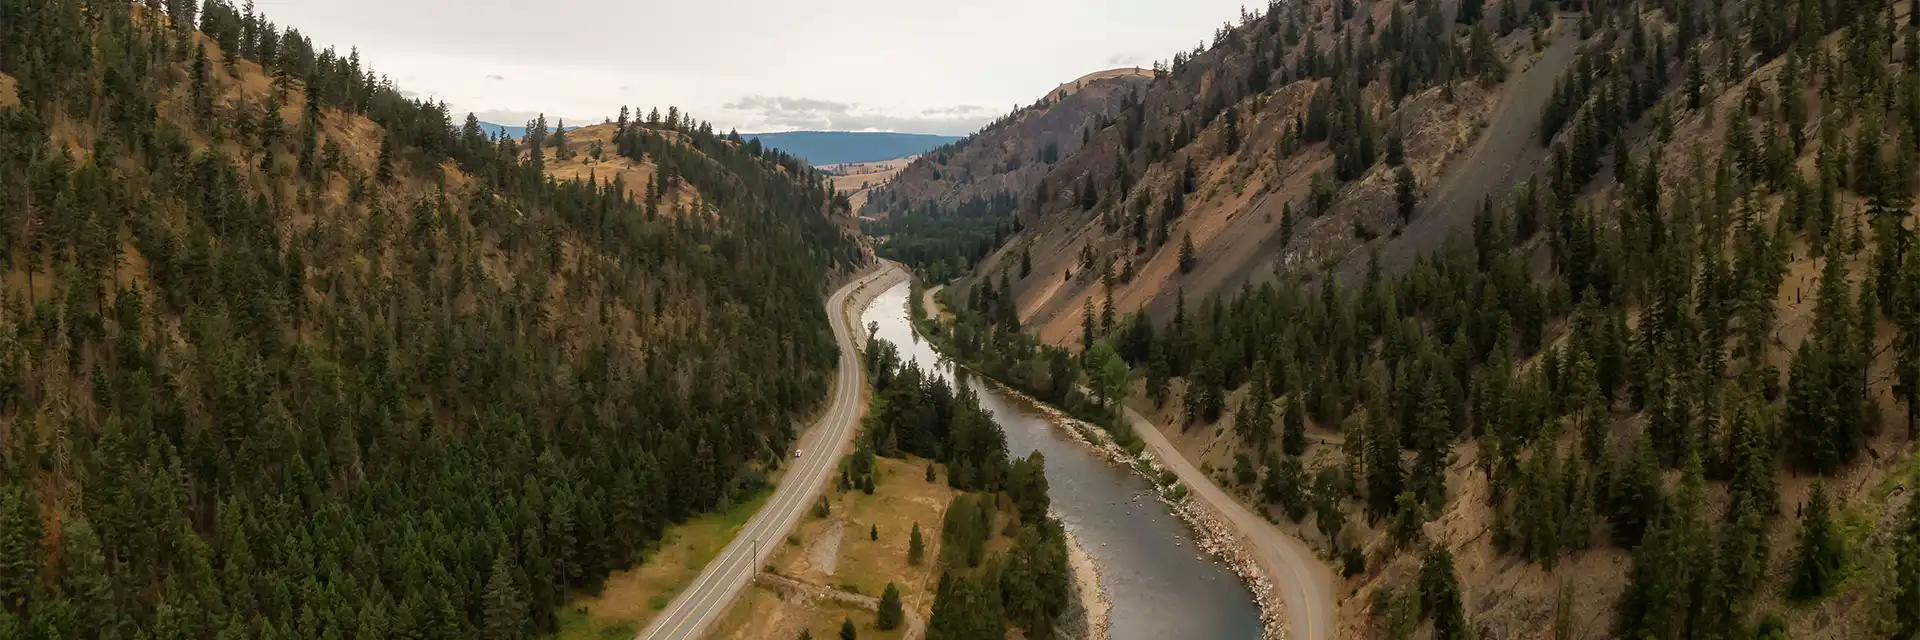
[552,118,573,160]
[1894,491,1920,638]
[1419,546,1469,639]
[840,618,857,640]
[481,554,525,640]
[1178,232,1197,274]
[1786,251,1867,474]
[1456,0,1483,25]
[1897,230,1920,441]
[376,132,395,183]
[877,583,903,630]
[909,523,925,566]
[0,488,38,615]
[1282,398,1307,456]
[1396,166,1418,222]
[1788,483,1845,601]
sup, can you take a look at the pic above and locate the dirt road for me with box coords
[1121,404,1338,640]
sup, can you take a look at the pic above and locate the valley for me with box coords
[4,0,1920,639]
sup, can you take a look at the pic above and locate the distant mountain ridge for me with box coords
[472,120,584,140]
[742,131,961,166]
[471,124,957,166]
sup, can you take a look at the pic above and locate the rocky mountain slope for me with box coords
[897,0,1920,638]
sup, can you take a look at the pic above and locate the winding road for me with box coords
[637,262,904,640]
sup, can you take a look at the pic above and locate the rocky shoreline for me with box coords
[1061,526,1111,640]
[969,376,1291,640]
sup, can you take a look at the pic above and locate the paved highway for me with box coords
[637,262,904,640]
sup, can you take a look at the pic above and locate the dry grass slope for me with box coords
[706,456,960,640]
[535,123,711,216]
[827,157,914,213]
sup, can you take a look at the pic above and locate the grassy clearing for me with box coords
[557,488,774,634]
[707,455,958,640]
[711,590,906,640]
[833,457,954,601]
[1872,450,1920,503]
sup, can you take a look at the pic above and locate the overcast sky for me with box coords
[250,0,1255,135]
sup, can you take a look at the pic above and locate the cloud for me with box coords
[723,95,996,136]
[1104,53,1146,67]
[469,109,591,125]
[920,105,989,117]
[484,74,506,81]
[400,90,422,99]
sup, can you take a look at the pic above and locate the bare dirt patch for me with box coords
[1049,67,1156,100]
[0,73,17,108]
[1333,18,1581,289]
[803,518,846,577]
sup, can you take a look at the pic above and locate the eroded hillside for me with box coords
[908,0,1920,638]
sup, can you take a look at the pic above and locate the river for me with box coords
[859,280,1264,640]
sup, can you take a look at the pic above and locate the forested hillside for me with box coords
[916,0,1920,637]
[0,1,860,637]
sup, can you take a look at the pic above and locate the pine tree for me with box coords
[1223,106,1241,155]
[376,132,395,183]
[481,554,525,640]
[1788,483,1844,601]
[1456,0,1483,25]
[1420,546,1469,639]
[840,618,857,640]
[191,42,214,122]
[1396,166,1418,222]
[0,488,39,615]
[1282,398,1306,456]
[909,523,925,566]
[877,583,903,630]
[1366,410,1405,523]
[552,118,573,160]
[1178,232,1197,274]
[870,523,878,541]
[1786,251,1867,474]
[1897,227,1920,441]
[1238,394,1274,447]
[1894,490,1920,637]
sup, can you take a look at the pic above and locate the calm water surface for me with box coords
[860,281,1263,640]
